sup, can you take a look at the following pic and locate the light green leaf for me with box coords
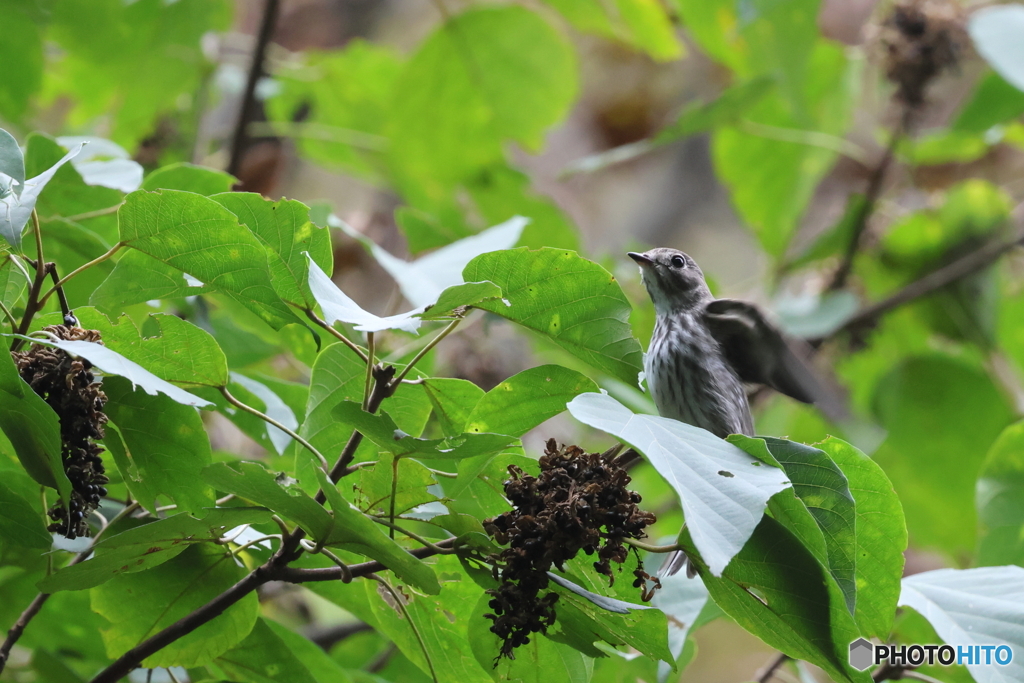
[463,248,643,385]
[90,249,206,313]
[464,365,597,437]
[566,392,790,576]
[0,342,72,502]
[104,376,215,514]
[0,254,28,313]
[423,378,483,436]
[954,71,1024,133]
[899,566,1024,683]
[212,192,332,308]
[91,543,258,668]
[357,451,438,517]
[389,6,576,198]
[263,619,356,683]
[817,437,906,638]
[0,127,25,192]
[40,217,116,309]
[142,162,236,195]
[872,355,1013,556]
[74,307,228,388]
[683,516,866,683]
[420,281,504,320]
[39,508,271,592]
[117,189,300,330]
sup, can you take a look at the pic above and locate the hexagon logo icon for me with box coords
[849,638,874,671]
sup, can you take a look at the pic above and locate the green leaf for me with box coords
[263,618,356,683]
[39,218,116,309]
[17,335,212,407]
[389,6,576,199]
[0,468,52,549]
[212,192,333,309]
[229,372,299,455]
[899,566,1024,683]
[0,142,84,251]
[357,451,438,517]
[816,438,906,639]
[90,249,206,313]
[117,189,300,330]
[423,378,483,436]
[977,420,1024,566]
[682,516,866,683]
[39,508,270,592]
[648,563,710,669]
[463,248,643,385]
[464,365,597,437]
[334,401,518,461]
[0,3,41,121]
[969,5,1024,92]
[731,436,857,616]
[203,461,335,541]
[566,392,790,575]
[546,572,671,664]
[142,163,236,195]
[421,281,504,320]
[215,618,320,683]
[45,0,231,147]
[953,71,1024,133]
[104,376,215,514]
[0,342,72,502]
[872,355,1014,556]
[74,307,228,388]
[91,543,258,668]
[0,254,29,313]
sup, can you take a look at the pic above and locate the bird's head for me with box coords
[627,248,712,314]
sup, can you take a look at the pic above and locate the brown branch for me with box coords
[755,653,790,683]
[280,539,456,583]
[828,110,913,291]
[306,621,373,651]
[0,593,48,672]
[226,0,280,178]
[823,227,1024,341]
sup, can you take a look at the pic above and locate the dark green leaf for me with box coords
[104,376,215,514]
[263,618,356,683]
[39,508,271,592]
[0,342,72,502]
[91,543,258,667]
[117,189,300,330]
[40,218,115,309]
[90,249,206,313]
[215,618,320,683]
[954,71,1024,133]
[0,468,52,549]
[463,248,643,384]
[682,516,866,683]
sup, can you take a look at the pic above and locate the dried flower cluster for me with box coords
[13,325,109,539]
[483,440,657,660]
[879,0,968,107]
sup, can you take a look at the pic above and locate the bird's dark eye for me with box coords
[670,255,686,269]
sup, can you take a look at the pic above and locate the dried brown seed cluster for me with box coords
[483,440,657,660]
[878,0,967,107]
[13,325,109,539]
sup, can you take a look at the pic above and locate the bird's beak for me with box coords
[627,252,653,266]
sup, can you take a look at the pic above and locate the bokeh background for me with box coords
[3,0,1024,681]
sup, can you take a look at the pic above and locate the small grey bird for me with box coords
[628,248,829,576]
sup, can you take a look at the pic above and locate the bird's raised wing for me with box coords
[701,298,822,404]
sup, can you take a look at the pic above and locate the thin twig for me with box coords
[370,516,456,555]
[306,621,373,651]
[47,266,71,319]
[10,212,51,351]
[621,538,682,553]
[38,242,123,308]
[220,386,329,471]
[305,308,368,362]
[0,298,16,334]
[823,227,1024,341]
[362,332,375,411]
[226,0,281,178]
[393,318,461,385]
[828,109,912,291]
[756,653,791,683]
